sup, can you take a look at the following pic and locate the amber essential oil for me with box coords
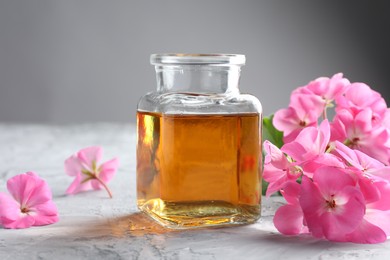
[136,111,262,228]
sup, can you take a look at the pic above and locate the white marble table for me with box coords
[1,123,390,260]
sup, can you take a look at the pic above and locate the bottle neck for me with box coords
[154,65,242,95]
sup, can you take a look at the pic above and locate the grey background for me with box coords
[0,1,389,123]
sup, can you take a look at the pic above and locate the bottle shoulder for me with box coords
[137,92,262,115]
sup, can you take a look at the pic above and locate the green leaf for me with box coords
[262,114,284,148]
[261,114,284,195]
[261,178,269,196]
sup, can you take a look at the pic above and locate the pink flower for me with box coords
[263,140,302,196]
[274,73,349,143]
[316,130,390,243]
[273,93,325,143]
[334,140,385,172]
[336,82,387,124]
[331,108,390,164]
[335,141,390,209]
[0,172,59,229]
[299,167,368,242]
[282,120,330,161]
[281,120,344,176]
[65,146,119,198]
[295,73,350,104]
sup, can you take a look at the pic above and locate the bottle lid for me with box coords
[150,53,246,65]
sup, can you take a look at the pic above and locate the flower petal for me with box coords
[299,176,326,238]
[1,214,35,229]
[65,173,93,195]
[274,204,305,235]
[301,153,344,177]
[318,120,331,153]
[313,167,356,198]
[265,175,287,197]
[370,167,390,182]
[30,200,59,226]
[77,146,103,169]
[368,182,390,211]
[365,208,390,236]
[290,93,325,122]
[64,155,83,177]
[25,172,52,207]
[280,181,301,205]
[264,141,288,169]
[7,172,38,206]
[345,219,387,244]
[0,193,20,223]
[0,192,35,229]
[358,176,381,204]
[98,158,119,183]
[273,107,301,136]
[282,120,331,165]
[90,179,103,190]
[263,163,291,197]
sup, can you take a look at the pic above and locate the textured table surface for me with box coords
[1,123,390,260]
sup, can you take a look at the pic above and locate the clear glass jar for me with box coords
[136,54,262,229]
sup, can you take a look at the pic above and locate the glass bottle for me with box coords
[136,54,262,228]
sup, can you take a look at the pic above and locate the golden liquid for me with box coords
[136,111,262,228]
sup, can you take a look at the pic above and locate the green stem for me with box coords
[322,107,327,120]
[94,175,113,199]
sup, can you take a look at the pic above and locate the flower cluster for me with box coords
[264,73,390,243]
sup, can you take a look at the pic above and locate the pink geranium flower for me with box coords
[274,73,349,143]
[0,172,59,229]
[331,108,390,164]
[334,140,385,172]
[282,120,330,162]
[263,140,302,197]
[273,93,325,143]
[299,167,367,242]
[336,82,387,124]
[294,73,350,104]
[281,120,344,176]
[335,141,390,209]
[65,146,119,198]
